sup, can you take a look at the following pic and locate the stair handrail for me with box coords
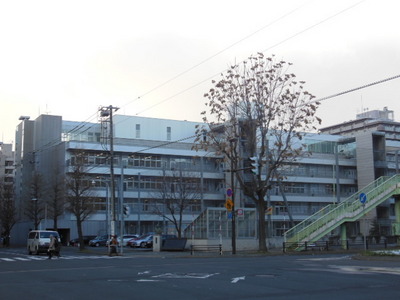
[285,175,398,243]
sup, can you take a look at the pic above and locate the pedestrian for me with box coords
[47,235,58,259]
[54,236,61,257]
[109,235,118,256]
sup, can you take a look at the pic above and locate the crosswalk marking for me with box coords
[0,255,131,262]
[13,257,30,261]
[0,258,14,261]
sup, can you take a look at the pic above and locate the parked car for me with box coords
[69,235,96,246]
[126,236,141,248]
[130,234,153,248]
[146,234,177,248]
[118,234,139,246]
[89,235,109,247]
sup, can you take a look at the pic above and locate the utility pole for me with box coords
[229,138,237,255]
[99,105,119,240]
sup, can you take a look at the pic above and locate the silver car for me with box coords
[132,235,153,248]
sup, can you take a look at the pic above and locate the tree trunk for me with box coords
[257,200,268,252]
[53,217,58,231]
[77,218,85,250]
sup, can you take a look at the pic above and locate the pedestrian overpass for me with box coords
[285,174,400,250]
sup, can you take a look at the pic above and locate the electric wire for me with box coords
[20,0,363,151]
[17,0,368,159]
[124,0,366,118]
[118,0,312,111]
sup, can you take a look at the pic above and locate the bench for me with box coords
[190,244,222,255]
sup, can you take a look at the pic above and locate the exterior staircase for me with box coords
[285,175,400,248]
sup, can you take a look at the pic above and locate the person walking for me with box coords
[47,235,58,259]
[109,235,118,256]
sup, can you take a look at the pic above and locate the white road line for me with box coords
[0,258,15,261]
[137,279,163,282]
[231,276,245,283]
[13,257,30,261]
[153,273,219,279]
[0,255,128,262]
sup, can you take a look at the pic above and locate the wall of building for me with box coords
[10,110,400,248]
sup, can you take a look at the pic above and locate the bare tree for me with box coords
[25,172,45,230]
[0,178,17,246]
[152,168,201,238]
[65,152,97,250]
[195,53,320,251]
[47,171,65,230]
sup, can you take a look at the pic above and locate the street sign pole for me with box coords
[359,193,367,252]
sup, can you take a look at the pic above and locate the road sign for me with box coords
[359,192,367,204]
[227,188,233,197]
[225,199,233,211]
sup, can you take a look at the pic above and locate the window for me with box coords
[136,124,140,138]
[88,132,94,142]
[167,126,171,141]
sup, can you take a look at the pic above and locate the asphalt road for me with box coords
[1,247,400,300]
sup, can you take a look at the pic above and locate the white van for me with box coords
[27,230,60,255]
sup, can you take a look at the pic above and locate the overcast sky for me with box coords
[1,0,399,144]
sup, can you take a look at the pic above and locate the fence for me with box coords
[283,238,396,253]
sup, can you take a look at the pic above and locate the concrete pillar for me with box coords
[394,197,400,245]
[153,234,161,252]
[340,223,347,249]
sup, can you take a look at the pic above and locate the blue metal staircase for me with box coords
[285,175,400,247]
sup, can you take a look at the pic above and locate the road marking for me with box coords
[329,265,400,275]
[137,279,163,282]
[13,257,30,261]
[153,273,219,279]
[138,271,151,275]
[231,276,245,283]
[0,255,132,263]
[0,258,15,261]
[107,279,128,282]
[28,256,47,260]
[297,256,351,261]
[0,266,114,275]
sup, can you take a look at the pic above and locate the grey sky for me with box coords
[1,0,399,143]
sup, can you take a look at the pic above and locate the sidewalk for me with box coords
[60,245,192,257]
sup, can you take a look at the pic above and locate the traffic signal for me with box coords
[249,156,259,175]
[123,205,130,216]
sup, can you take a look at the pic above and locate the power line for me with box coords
[127,0,365,117]
[17,1,367,156]
[119,1,312,111]
[313,74,400,104]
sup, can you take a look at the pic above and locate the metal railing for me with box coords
[283,239,392,253]
[285,175,400,246]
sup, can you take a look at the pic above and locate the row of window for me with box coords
[69,152,222,173]
[85,198,202,214]
[63,125,173,142]
[91,176,224,193]
[279,164,357,179]
[272,183,357,197]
